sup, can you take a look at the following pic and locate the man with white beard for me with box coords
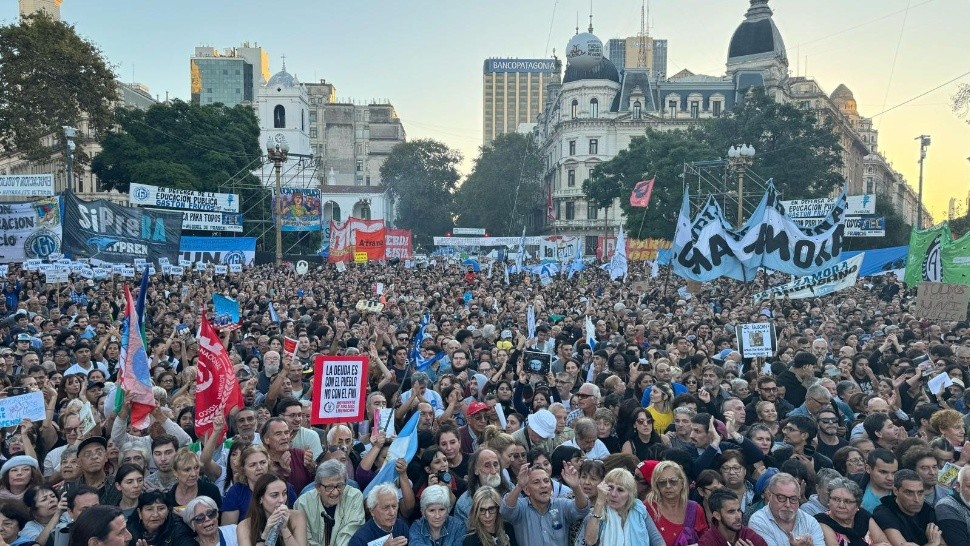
[453,448,509,521]
[937,465,970,544]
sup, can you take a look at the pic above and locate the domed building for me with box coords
[725,0,790,99]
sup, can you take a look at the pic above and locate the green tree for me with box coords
[703,88,844,199]
[92,99,262,194]
[381,139,461,248]
[584,129,713,238]
[456,133,542,236]
[0,13,117,164]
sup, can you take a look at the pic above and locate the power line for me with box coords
[796,0,935,49]
[869,69,970,118]
[876,0,912,130]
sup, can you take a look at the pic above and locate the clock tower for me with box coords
[256,62,312,158]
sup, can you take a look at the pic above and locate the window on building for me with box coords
[690,101,699,119]
[568,169,576,187]
[309,112,317,123]
[571,99,578,118]
[633,101,642,119]
[555,201,561,219]
[356,160,363,172]
[589,139,598,155]
[590,98,599,118]
[585,236,598,255]
[712,101,722,117]
[273,105,286,128]
[569,140,576,155]
[668,100,677,118]
[309,128,317,138]
[565,201,575,220]
[366,175,371,186]
[360,205,371,219]
[587,204,598,219]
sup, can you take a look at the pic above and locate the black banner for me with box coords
[62,191,183,263]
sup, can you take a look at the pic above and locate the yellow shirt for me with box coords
[647,406,674,435]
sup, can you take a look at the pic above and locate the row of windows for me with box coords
[566,139,599,156]
[553,201,600,220]
[570,98,599,119]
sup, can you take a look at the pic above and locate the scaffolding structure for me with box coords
[681,158,774,226]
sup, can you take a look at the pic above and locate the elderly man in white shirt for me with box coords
[561,418,610,460]
[749,472,825,546]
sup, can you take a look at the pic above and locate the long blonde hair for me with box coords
[645,461,688,510]
[468,486,509,546]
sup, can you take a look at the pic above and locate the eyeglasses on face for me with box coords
[772,493,800,505]
[656,478,681,488]
[478,505,499,515]
[829,497,857,506]
[576,393,594,399]
[191,509,218,523]
[317,482,346,493]
[817,418,838,424]
[720,465,743,474]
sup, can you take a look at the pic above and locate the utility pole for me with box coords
[916,134,930,228]
[63,126,77,192]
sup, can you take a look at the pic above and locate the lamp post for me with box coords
[266,136,289,266]
[63,126,77,192]
[916,135,931,228]
[727,144,756,227]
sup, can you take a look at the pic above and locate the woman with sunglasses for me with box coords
[621,408,661,461]
[645,461,707,546]
[463,486,516,546]
[814,477,889,546]
[184,496,234,546]
[581,468,664,546]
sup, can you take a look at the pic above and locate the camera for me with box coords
[436,471,451,484]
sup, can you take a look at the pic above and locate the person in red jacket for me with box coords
[698,489,768,546]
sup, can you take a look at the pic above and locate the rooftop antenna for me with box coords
[281,54,287,71]
[575,12,579,35]
[588,0,594,32]
[637,0,647,68]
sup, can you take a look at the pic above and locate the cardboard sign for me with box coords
[229,264,242,273]
[0,392,46,428]
[738,322,776,358]
[915,282,969,321]
[214,265,228,275]
[295,260,309,275]
[170,266,184,276]
[354,252,368,263]
[44,270,69,283]
[310,355,369,424]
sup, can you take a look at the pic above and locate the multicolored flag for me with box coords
[118,285,156,428]
[195,314,244,440]
[630,178,655,207]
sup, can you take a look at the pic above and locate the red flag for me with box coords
[630,178,655,208]
[547,186,556,220]
[195,314,244,439]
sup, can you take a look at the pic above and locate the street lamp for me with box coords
[727,144,756,227]
[266,136,289,266]
[63,126,77,192]
[915,135,930,228]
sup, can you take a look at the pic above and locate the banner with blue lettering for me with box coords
[179,236,255,265]
[62,191,182,264]
[0,197,63,263]
[673,182,846,282]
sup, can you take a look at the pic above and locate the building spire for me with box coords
[281,54,287,71]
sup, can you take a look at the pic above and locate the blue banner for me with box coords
[841,245,908,276]
[179,237,255,265]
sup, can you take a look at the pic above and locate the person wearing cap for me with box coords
[0,455,42,500]
[459,401,491,455]
[510,408,557,454]
[65,436,120,505]
[778,352,818,408]
[62,340,108,378]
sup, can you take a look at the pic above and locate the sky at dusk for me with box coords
[5,0,968,225]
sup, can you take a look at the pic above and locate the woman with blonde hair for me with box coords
[166,448,223,510]
[580,468,663,546]
[645,461,707,546]
[462,486,516,546]
[646,384,674,435]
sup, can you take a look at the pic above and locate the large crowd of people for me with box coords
[0,257,967,546]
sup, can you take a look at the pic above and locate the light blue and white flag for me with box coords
[527,305,536,339]
[585,315,597,350]
[608,225,628,281]
[514,226,526,273]
[362,412,420,498]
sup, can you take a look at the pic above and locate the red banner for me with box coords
[356,228,386,261]
[384,229,413,260]
[329,217,386,263]
[195,315,244,439]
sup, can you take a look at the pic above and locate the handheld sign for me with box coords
[354,252,368,264]
[310,355,369,425]
[915,282,969,321]
[296,260,309,275]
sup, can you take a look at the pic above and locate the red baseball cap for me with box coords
[637,460,659,484]
[466,401,489,416]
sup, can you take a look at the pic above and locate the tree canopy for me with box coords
[92,99,262,193]
[0,13,117,163]
[584,88,846,238]
[455,133,543,236]
[381,139,461,248]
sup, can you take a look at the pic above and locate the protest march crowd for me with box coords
[0,257,967,546]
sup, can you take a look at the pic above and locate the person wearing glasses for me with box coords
[295,460,364,546]
[814,478,890,546]
[773,415,834,472]
[745,377,794,425]
[748,472,824,546]
[581,468,664,546]
[463,486,517,546]
[645,461,706,546]
[814,408,848,462]
[184,496,236,546]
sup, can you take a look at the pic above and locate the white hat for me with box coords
[527,409,557,439]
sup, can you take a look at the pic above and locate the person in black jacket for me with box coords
[126,490,198,546]
[777,352,817,407]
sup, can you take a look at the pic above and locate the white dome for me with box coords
[565,32,603,69]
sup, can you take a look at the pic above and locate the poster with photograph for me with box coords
[737,323,776,358]
[523,351,551,376]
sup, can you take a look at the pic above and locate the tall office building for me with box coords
[605,36,667,80]
[483,58,561,144]
[19,0,60,20]
[190,42,269,107]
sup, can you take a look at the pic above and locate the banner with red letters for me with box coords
[310,355,369,424]
[384,229,413,260]
[356,228,387,261]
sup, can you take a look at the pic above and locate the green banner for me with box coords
[942,230,970,287]
[904,223,950,286]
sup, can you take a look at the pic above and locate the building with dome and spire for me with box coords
[534,0,930,248]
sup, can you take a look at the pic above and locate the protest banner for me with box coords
[384,229,413,260]
[751,253,864,302]
[275,188,322,231]
[310,355,369,424]
[195,315,244,439]
[355,228,386,261]
[354,252,368,263]
[0,392,46,427]
[738,323,776,358]
[915,282,969,321]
